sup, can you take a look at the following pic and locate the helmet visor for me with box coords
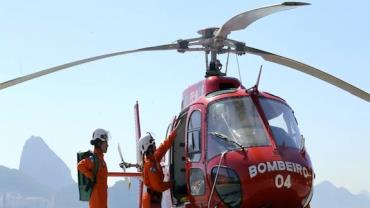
[99,131,111,142]
[149,138,155,146]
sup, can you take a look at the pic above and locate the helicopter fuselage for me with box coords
[169,76,314,208]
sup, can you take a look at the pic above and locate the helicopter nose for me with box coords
[208,148,314,207]
[240,159,314,207]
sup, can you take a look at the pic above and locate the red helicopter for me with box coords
[1,2,369,208]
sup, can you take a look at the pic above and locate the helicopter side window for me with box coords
[187,110,202,162]
[259,98,303,149]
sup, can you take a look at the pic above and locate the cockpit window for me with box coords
[207,97,270,159]
[259,98,302,149]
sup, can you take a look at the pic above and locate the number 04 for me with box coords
[275,174,292,189]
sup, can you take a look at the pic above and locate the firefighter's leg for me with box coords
[142,192,151,208]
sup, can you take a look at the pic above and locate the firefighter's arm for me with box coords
[147,167,173,192]
[155,129,177,161]
[77,158,94,180]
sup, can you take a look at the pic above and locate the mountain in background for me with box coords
[311,181,370,208]
[0,136,138,208]
[1,136,370,208]
[0,165,50,198]
[359,190,370,198]
[0,164,136,208]
[108,180,140,208]
[19,136,74,190]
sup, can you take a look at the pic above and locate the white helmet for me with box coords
[91,128,110,144]
[137,133,155,155]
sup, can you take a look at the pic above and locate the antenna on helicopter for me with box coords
[248,65,263,92]
[255,65,263,90]
[236,55,242,84]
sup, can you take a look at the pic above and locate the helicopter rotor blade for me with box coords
[215,2,310,39]
[0,43,180,91]
[241,46,370,102]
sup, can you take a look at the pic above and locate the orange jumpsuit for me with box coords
[142,131,176,208]
[77,148,108,208]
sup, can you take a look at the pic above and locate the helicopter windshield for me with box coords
[207,97,270,159]
[259,98,303,149]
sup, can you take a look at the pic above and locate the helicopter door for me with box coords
[169,111,188,204]
[185,106,207,206]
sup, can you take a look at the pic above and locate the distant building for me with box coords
[0,192,4,208]
[0,192,52,208]
[3,192,22,208]
[17,196,51,208]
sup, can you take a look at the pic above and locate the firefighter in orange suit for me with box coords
[78,128,110,208]
[138,125,178,208]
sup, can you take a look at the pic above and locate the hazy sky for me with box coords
[1,0,369,195]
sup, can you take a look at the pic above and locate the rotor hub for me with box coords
[197,27,219,38]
